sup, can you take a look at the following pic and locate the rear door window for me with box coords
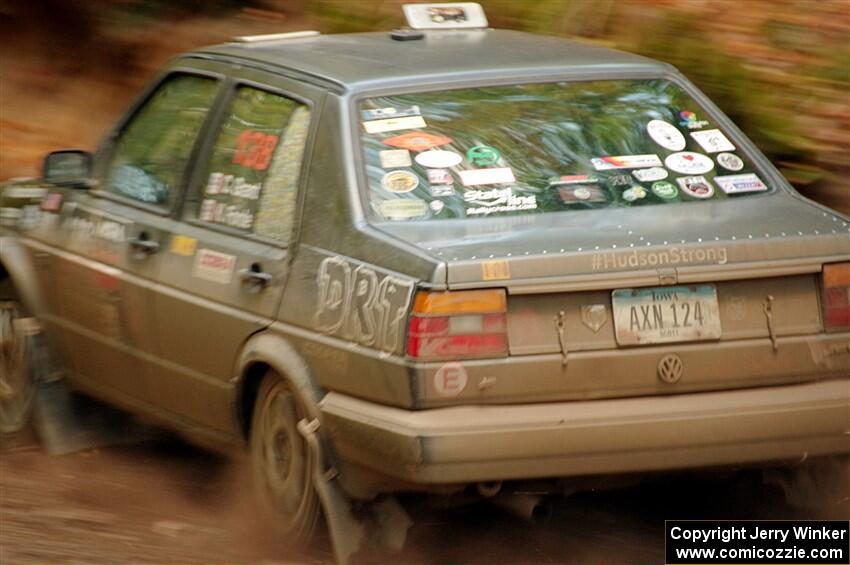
[195,85,311,245]
[358,79,772,221]
[105,74,219,207]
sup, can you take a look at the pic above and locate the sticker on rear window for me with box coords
[459,167,515,186]
[591,154,662,170]
[379,149,412,168]
[380,199,428,219]
[713,173,767,194]
[646,120,686,151]
[559,185,607,203]
[363,115,427,134]
[690,129,735,153]
[676,176,714,199]
[664,152,714,175]
[632,167,668,182]
[382,132,452,151]
[716,152,744,171]
[415,150,463,168]
[362,106,420,121]
[381,170,419,193]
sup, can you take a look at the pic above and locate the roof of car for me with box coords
[194,29,671,93]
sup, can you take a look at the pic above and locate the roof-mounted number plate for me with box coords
[402,3,488,30]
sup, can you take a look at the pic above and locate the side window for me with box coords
[197,86,311,245]
[106,74,219,207]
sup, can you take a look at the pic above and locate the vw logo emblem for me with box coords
[657,354,683,384]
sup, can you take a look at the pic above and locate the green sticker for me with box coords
[652,181,678,199]
[466,145,500,167]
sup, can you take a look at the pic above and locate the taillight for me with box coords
[822,262,850,331]
[407,289,508,360]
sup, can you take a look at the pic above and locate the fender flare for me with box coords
[0,235,47,318]
[233,330,324,439]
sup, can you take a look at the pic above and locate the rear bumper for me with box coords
[320,378,850,484]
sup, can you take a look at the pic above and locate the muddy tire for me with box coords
[0,301,34,433]
[250,371,321,546]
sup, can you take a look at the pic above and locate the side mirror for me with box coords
[43,150,94,188]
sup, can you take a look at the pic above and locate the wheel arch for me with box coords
[0,236,46,317]
[234,331,324,441]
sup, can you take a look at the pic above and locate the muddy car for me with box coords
[1,3,849,563]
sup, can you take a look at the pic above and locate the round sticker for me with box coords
[467,145,501,167]
[676,176,715,199]
[429,200,445,213]
[415,150,463,168]
[651,181,678,199]
[664,152,714,175]
[622,186,646,202]
[381,170,419,193]
[716,152,744,171]
[573,187,592,200]
[646,120,686,151]
[433,362,468,396]
[632,167,669,182]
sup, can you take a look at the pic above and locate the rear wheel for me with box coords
[250,371,321,545]
[0,301,34,433]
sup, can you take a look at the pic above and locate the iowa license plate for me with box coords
[612,285,721,345]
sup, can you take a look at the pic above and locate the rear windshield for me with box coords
[358,79,772,221]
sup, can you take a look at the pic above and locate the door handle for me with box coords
[239,266,273,293]
[128,234,159,258]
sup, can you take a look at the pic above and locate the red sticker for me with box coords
[382,132,453,152]
[233,130,279,171]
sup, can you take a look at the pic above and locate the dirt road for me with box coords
[2,425,847,564]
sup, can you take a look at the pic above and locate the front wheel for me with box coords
[250,372,321,545]
[0,301,34,433]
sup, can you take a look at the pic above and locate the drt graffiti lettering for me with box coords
[315,257,414,353]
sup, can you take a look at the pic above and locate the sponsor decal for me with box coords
[232,130,279,171]
[314,256,415,352]
[591,154,662,171]
[559,185,607,203]
[199,200,255,229]
[716,152,744,171]
[591,246,728,271]
[433,362,468,396]
[40,192,63,213]
[382,132,452,151]
[466,145,501,167]
[429,184,455,197]
[362,115,427,134]
[169,235,197,257]
[379,149,412,169]
[427,168,453,185]
[458,167,515,186]
[415,149,463,168]
[464,188,536,216]
[379,199,428,219]
[622,186,647,202]
[362,105,420,122]
[482,259,510,281]
[429,200,445,214]
[676,175,715,199]
[678,110,710,129]
[714,173,768,194]
[205,173,261,200]
[646,120,686,151]
[381,170,419,193]
[651,181,678,199]
[607,174,632,187]
[549,174,598,185]
[664,151,714,175]
[690,129,736,153]
[192,248,236,284]
[581,304,608,333]
[632,167,668,182]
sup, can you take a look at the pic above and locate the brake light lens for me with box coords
[407,289,508,360]
[822,263,850,331]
